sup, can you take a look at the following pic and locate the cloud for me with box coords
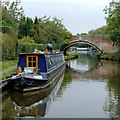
[21,0,87,3]
[8,0,112,34]
[21,0,111,4]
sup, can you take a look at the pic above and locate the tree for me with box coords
[18,16,26,38]
[18,16,72,45]
[88,25,108,36]
[2,0,24,60]
[2,0,24,32]
[104,0,120,44]
[35,16,72,45]
[80,33,88,35]
[18,36,34,43]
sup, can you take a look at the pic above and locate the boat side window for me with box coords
[49,60,51,65]
[52,58,54,64]
[57,56,59,62]
[56,58,58,63]
[27,55,38,68]
[59,57,60,61]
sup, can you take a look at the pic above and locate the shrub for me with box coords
[18,36,35,43]
[74,51,79,57]
[97,51,120,61]
[17,43,60,55]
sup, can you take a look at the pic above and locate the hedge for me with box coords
[17,43,47,55]
[2,36,61,61]
[17,42,61,55]
[2,33,17,60]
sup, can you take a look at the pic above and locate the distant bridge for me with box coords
[61,35,119,55]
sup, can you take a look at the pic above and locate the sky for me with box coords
[19,0,112,35]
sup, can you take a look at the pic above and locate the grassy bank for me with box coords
[2,60,18,71]
[0,60,17,80]
[1,68,17,80]
[96,51,120,62]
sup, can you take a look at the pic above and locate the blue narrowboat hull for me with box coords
[11,61,65,92]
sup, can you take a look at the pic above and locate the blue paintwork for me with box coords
[17,54,26,72]
[46,54,64,72]
[38,54,47,73]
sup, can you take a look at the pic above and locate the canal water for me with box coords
[1,51,120,118]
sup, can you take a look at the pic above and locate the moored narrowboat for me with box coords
[11,48,65,92]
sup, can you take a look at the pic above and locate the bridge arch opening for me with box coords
[61,39,103,55]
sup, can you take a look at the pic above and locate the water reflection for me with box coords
[2,51,120,118]
[66,52,120,118]
[67,51,98,72]
[103,72,120,118]
[2,72,65,118]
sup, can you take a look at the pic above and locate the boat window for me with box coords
[52,58,54,64]
[28,62,32,67]
[56,58,58,62]
[59,57,60,61]
[28,57,32,61]
[33,62,36,67]
[49,60,51,65]
[27,55,38,68]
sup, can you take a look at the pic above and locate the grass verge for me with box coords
[1,60,18,71]
[96,51,120,62]
[1,68,16,80]
[0,60,17,80]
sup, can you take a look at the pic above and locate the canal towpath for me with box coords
[0,65,17,75]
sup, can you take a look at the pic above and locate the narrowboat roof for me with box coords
[20,53,44,55]
[19,52,63,55]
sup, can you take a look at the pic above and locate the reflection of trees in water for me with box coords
[103,74,120,119]
[2,91,17,118]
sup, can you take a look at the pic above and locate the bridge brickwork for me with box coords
[70,35,119,53]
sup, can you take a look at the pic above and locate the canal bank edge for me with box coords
[96,51,120,62]
[64,55,78,61]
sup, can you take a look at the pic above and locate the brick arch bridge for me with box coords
[61,35,119,55]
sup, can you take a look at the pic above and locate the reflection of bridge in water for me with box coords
[66,60,120,81]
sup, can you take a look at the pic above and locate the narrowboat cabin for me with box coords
[11,50,65,92]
